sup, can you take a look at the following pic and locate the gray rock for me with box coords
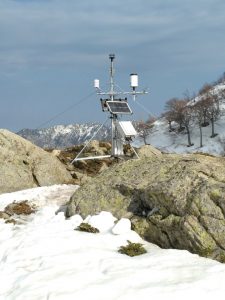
[0,129,74,194]
[66,150,225,262]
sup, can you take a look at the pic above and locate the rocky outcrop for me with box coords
[48,140,115,185]
[66,148,225,262]
[0,129,74,194]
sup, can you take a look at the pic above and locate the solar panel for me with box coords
[106,101,132,114]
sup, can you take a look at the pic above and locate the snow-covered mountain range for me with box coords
[17,123,110,149]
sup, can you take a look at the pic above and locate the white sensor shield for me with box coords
[94,79,100,88]
[130,74,138,87]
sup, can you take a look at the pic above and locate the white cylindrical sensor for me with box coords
[130,73,138,88]
[94,79,100,88]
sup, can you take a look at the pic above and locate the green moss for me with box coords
[96,195,127,218]
[218,253,225,264]
[198,246,214,258]
[210,189,221,201]
[131,217,149,235]
[76,223,99,233]
[118,240,147,257]
[113,196,126,207]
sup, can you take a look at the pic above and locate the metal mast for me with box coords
[109,54,115,101]
[109,54,118,156]
[71,53,148,163]
[95,54,148,158]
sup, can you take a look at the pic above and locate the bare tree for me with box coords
[215,72,225,85]
[185,111,194,146]
[164,95,194,147]
[181,105,194,147]
[196,83,221,138]
[166,97,194,146]
[163,111,174,131]
[164,98,186,131]
[136,116,156,145]
[164,98,179,131]
[164,97,180,111]
[217,88,225,107]
[206,92,220,138]
[182,93,195,147]
[199,83,213,96]
[193,100,205,147]
[198,84,214,127]
[172,100,187,132]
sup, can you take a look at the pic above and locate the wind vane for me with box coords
[72,54,148,163]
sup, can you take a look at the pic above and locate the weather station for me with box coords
[72,54,148,163]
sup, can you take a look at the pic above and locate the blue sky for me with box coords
[1,0,225,131]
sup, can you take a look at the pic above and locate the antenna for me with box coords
[72,54,148,163]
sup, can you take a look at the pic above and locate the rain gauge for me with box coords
[72,54,148,163]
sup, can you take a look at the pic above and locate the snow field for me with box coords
[1,185,225,299]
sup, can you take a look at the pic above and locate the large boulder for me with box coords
[66,150,225,262]
[0,129,74,194]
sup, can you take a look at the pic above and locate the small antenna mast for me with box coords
[109,53,115,101]
[110,54,117,156]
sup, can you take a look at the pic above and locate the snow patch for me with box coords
[87,211,117,233]
[1,185,225,299]
[112,218,131,235]
[0,184,79,211]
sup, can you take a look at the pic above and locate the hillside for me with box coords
[134,83,225,156]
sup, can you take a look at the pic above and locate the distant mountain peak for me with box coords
[17,123,111,149]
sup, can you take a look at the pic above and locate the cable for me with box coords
[36,91,96,130]
[71,117,110,163]
[130,93,187,142]
[134,99,159,119]
[114,82,157,119]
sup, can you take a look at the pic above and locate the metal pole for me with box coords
[111,114,118,157]
[111,116,114,157]
[111,115,114,156]
[109,54,115,101]
[109,54,117,157]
